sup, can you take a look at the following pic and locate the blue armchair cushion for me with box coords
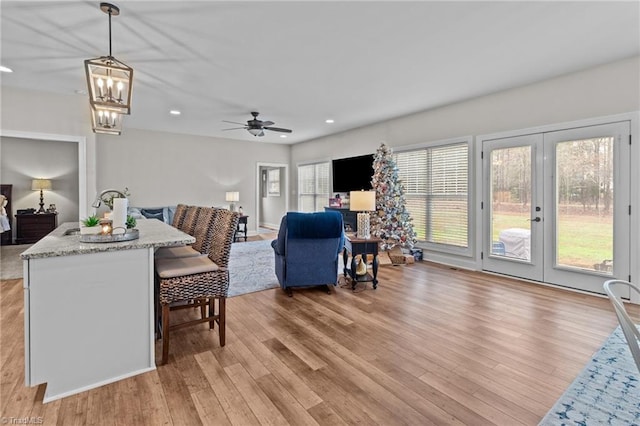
[286,211,343,239]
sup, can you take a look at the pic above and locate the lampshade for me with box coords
[84,3,133,134]
[225,191,240,202]
[32,179,52,214]
[247,128,264,137]
[31,179,52,191]
[349,191,376,212]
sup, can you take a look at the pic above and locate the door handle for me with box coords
[529,217,541,222]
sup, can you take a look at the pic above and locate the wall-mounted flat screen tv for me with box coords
[332,154,374,193]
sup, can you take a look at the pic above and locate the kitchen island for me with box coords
[21,220,195,403]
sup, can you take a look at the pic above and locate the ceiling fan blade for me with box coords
[222,120,247,125]
[261,121,274,126]
[264,126,292,133]
[222,127,247,131]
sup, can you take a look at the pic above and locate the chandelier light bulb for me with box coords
[97,78,104,98]
[116,81,123,100]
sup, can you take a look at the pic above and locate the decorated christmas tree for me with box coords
[371,143,417,250]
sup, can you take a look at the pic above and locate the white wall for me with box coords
[0,86,94,218]
[293,56,640,166]
[95,128,290,234]
[0,87,290,234]
[291,56,640,268]
[0,137,79,241]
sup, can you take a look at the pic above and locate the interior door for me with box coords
[482,122,631,297]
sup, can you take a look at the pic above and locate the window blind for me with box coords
[394,142,468,247]
[298,162,330,212]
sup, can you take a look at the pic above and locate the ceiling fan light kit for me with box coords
[84,2,134,135]
[223,112,292,137]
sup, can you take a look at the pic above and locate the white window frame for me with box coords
[297,161,330,212]
[267,168,280,197]
[394,136,474,257]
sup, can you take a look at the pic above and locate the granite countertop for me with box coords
[21,220,195,260]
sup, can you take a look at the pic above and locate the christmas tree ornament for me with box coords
[370,143,417,250]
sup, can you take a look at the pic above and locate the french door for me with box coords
[482,122,630,297]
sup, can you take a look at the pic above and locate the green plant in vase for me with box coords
[81,215,101,235]
[82,215,100,227]
[126,215,137,229]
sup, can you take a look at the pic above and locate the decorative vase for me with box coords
[80,226,101,235]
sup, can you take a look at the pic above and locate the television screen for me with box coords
[332,154,374,193]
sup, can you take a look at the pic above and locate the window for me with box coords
[267,168,280,196]
[298,162,330,212]
[394,142,469,248]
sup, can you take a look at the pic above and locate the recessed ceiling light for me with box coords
[169,110,181,115]
[0,65,13,73]
[280,134,287,138]
[325,119,334,124]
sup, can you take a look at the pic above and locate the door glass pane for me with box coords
[555,137,614,273]
[490,146,532,260]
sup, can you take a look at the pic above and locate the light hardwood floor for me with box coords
[1,259,630,425]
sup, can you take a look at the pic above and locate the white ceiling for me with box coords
[1,1,639,144]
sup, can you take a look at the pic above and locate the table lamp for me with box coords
[226,191,239,212]
[350,190,376,239]
[31,179,52,214]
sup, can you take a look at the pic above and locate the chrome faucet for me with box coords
[92,189,128,208]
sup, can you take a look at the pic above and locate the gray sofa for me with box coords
[128,206,177,225]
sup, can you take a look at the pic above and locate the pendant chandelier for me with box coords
[84,2,133,135]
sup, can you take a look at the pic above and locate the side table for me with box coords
[234,215,248,242]
[343,235,381,290]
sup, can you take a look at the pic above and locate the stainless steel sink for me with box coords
[63,228,81,236]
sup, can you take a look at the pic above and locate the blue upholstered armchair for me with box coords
[271,211,344,296]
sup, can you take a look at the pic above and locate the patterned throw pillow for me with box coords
[140,208,164,221]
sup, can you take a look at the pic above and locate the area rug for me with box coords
[0,244,31,280]
[228,239,278,297]
[539,326,640,425]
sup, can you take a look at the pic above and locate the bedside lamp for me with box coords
[350,190,376,239]
[31,179,52,214]
[226,191,239,212]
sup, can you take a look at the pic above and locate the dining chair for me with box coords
[155,208,239,365]
[172,203,189,229]
[180,205,201,235]
[155,207,217,259]
[603,279,640,373]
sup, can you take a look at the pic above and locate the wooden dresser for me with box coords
[15,212,57,244]
[0,184,12,245]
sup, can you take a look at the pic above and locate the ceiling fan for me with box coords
[223,112,292,137]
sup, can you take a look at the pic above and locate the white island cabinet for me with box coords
[21,220,194,403]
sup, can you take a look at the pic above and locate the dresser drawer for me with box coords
[15,213,58,244]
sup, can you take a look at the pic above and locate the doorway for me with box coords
[482,121,631,297]
[256,162,288,233]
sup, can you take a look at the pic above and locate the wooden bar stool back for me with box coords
[156,209,240,365]
[172,204,189,229]
[180,206,201,235]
